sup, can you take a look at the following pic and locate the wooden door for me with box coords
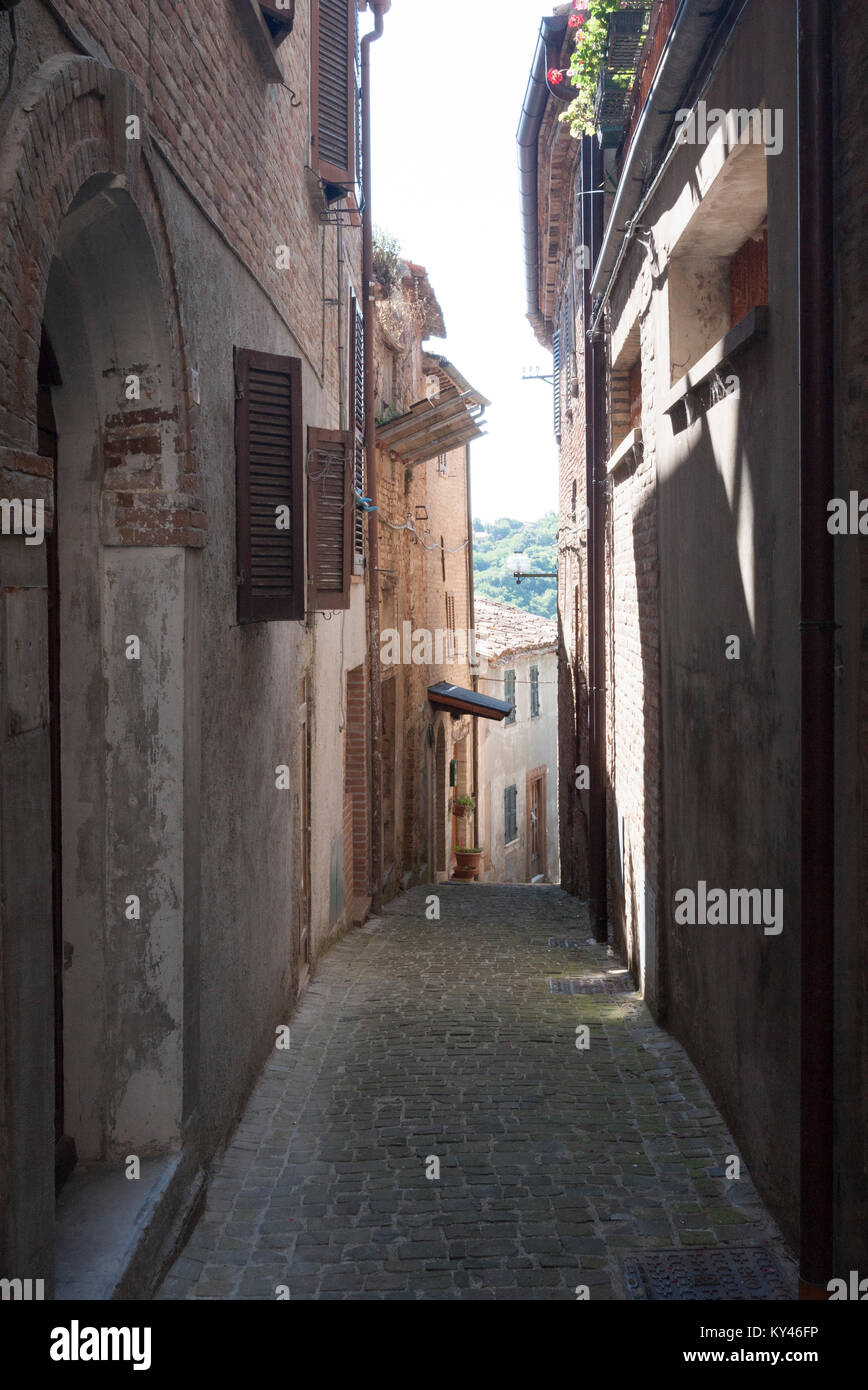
[39,331,77,1189]
[527,769,547,881]
[296,679,311,993]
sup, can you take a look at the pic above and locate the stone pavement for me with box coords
[157,884,795,1300]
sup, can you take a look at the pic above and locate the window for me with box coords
[562,297,574,410]
[552,328,562,442]
[311,0,358,197]
[570,479,577,523]
[235,1,295,81]
[438,453,448,475]
[349,289,365,566]
[629,359,642,430]
[530,666,540,718]
[307,426,354,610]
[504,670,516,724]
[668,138,768,384]
[504,785,518,844]
[445,592,456,657]
[730,225,768,326]
[235,348,304,622]
[259,1,295,44]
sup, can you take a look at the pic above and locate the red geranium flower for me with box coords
[547,67,564,85]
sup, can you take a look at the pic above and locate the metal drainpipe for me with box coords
[581,134,608,944]
[798,0,835,1300]
[362,2,387,913]
[465,445,479,841]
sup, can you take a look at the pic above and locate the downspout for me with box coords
[465,445,479,846]
[362,1,387,913]
[797,0,835,1300]
[582,134,608,943]
[517,14,570,341]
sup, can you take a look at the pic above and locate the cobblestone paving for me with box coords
[158,884,796,1300]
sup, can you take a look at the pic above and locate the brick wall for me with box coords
[46,0,361,402]
[605,259,661,989]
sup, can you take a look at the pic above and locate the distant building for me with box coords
[371,261,497,893]
[475,599,559,883]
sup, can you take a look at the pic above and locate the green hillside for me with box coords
[472,513,558,621]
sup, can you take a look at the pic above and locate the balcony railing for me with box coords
[620,0,680,155]
[593,2,654,148]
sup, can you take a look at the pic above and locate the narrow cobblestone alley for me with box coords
[158,885,795,1300]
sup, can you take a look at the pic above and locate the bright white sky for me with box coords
[368,0,559,524]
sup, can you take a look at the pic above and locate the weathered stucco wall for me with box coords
[0,0,367,1288]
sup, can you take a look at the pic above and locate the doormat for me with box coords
[622,1247,793,1300]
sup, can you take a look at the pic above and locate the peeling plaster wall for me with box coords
[157,159,366,1156]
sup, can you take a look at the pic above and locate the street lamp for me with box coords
[507,551,558,586]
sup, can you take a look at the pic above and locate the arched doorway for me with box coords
[0,55,201,1287]
[41,176,190,1170]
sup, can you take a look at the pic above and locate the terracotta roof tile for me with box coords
[474,597,557,660]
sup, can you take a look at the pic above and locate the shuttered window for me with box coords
[349,290,365,563]
[235,348,304,623]
[311,0,357,192]
[530,666,540,718]
[552,328,562,442]
[308,426,353,610]
[563,297,574,407]
[504,785,518,844]
[505,670,516,725]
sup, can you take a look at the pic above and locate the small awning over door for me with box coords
[428,681,514,722]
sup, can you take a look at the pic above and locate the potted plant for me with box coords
[452,796,483,881]
[558,0,652,140]
[452,792,475,818]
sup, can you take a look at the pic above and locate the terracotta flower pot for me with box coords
[454,849,483,882]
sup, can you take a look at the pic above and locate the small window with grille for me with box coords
[504,785,518,844]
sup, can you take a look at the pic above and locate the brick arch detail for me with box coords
[0,54,202,542]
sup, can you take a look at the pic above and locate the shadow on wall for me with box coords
[557,600,590,897]
[629,316,801,1251]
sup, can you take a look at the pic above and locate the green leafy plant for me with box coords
[453,794,478,852]
[558,1,651,139]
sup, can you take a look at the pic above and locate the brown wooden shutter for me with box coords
[235,348,304,623]
[552,328,562,442]
[308,426,353,610]
[311,0,357,190]
[349,290,365,561]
